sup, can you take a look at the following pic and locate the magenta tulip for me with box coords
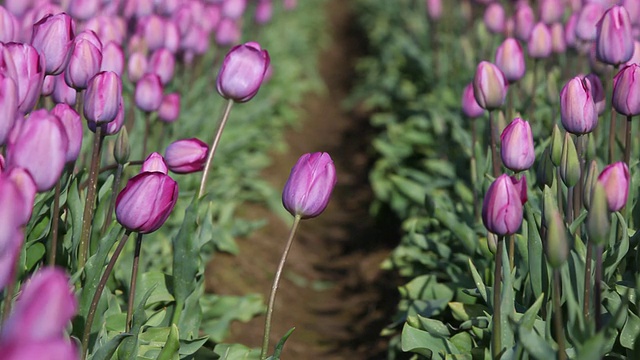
[539,0,564,24]
[597,162,629,212]
[65,30,103,90]
[584,73,605,115]
[0,6,18,43]
[426,0,442,21]
[0,229,22,293]
[495,38,525,83]
[461,83,484,118]
[83,71,121,124]
[52,73,76,106]
[576,3,605,41]
[282,152,337,219]
[164,138,208,174]
[67,0,100,20]
[473,61,507,110]
[595,6,634,66]
[500,118,535,172]
[484,3,505,34]
[137,14,165,52]
[255,0,273,24]
[100,41,124,76]
[127,51,147,83]
[158,93,180,123]
[135,73,163,112]
[612,64,640,116]
[528,22,553,59]
[0,73,18,145]
[140,152,169,174]
[3,42,45,114]
[482,174,525,236]
[30,13,74,75]
[215,18,241,46]
[514,3,535,41]
[51,103,82,163]
[216,42,270,103]
[565,13,578,48]
[5,168,36,225]
[560,76,598,134]
[222,0,247,19]
[147,48,175,85]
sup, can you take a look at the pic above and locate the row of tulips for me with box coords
[0,0,337,359]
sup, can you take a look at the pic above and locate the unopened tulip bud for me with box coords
[65,31,103,90]
[528,22,553,59]
[576,3,605,41]
[4,43,45,114]
[164,21,181,54]
[565,13,578,48]
[587,182,611,246]
[596,6,634,66]
[89,99,124,135]
[127,51,147,83]
[5,168,36,224]
[50,103,82,163]
[67,0,100,20]
[426,0,442,21]
[584,73,605,115]
[484,3,505,34]
[537,148,555,191]
[135,73,163,112]
[30,13,74,75]
[222,0,247,19]
[612,64,640,116]
[215,18,241,46]
[164,138,208,174]
[282,152,337,219]
[560,76,598,134]
[461,82,484,119]
[141,152,168,174]
[114,126,130,165]
[500,118,535,172]
[473,61,507,111]
[487,232,498,254]
[551,23,566,53]
[0,6,18,43]
[560,132,580,187]
[482,174,525,236]
[0,73,18,146]
[158,93,180,123]
[514,3,535,41]
[137,15,165,52]
[539,0,564,25]
[495,38,525,83]
[256,0,273,24]
[41,75,55,96]
[52,73,76,106]
[550,124,563,166]
[83,71,122,124]
[625,41,640,66]
[100,42,124,76]
[583,160,599,210]
[543,187,568,268]
[147,48,175,85]
[597,162,629,212]
[586,133,596,162]
[216,42,270,103]
[115,171,178,234]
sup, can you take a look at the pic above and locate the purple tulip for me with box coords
[623,0,640,26]
[127,51,147,83]
[164,21,181,53]
[216,42,270,103]
[461,83,484,118]
[0,73,18,145]
[576,3,605,41]
[495,38,525,83]
[6,110,68,192]
[624,41,640,66]
[5,167,36,225]
[528,22,553,59]
[584,73,605,115]
[222,0,247,19]
[30,13,74,76]
[0,6,18,43]
[124,0,154,19]
[67,0,100,20]
[3,42,45,114]
[41,74,55,96]
[539,0,564,24]
[514,3,535,41]
[565,13,578,48]
[164,138,208,174]
[140,152,169,174]
[83,71,121,124]
[0,229,22,293]
[282,152,337,219]
[158,93,180,123]
[482,174,525,236]
[215,18,241,46]
[84,15,125,46]
[100,41,124,76]
[426,0,442,21]
[595,6,634,66]
[473,61,507,111]
[484,3,505,34]
[597,162,629,212]
[560,76,598,134]
[500,118,535,172]
[135,73,163,112]
[65,30,103,90]
[0,176,26,291]
[51,103,82,163]
[0,340,78,360]
[255,0,273,24]
[551,23,567,53]
[4,0,31,17]
[52,73,76,106]
[147,48,175,85]
[612,64,640,116]
[137,14,166,52]
[115,171,179,234]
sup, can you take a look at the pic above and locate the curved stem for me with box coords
[260,215,302,360]
[126,233,143,332]
[553,270,566,360]
[49,181,62,266]
[81,230,131,359]
[101,164,124,237]
[492,235,504,360]
[79,125,105,269]
[198,99,234,198]
[489,110,500,177]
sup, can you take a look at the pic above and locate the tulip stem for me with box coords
[260,215,302,360]
[489,110,500,177]
[566,186,574,224]
[508,235,515,272]
[624,115,633,168]
[583,242,593,326]
[529,59,539,123]
[198,99,234,198]
[101,164,124,237]
[471,119,479,222]
[79,125,105,269]
[126,233,143,332]
[82,230,131,359]
[1,271,17,324]
[594,244,603,332]
[49,180,62,266]
[553,269,567,360]
[608,66,619,163]
[492,235,504,360]
[142,111,151,158]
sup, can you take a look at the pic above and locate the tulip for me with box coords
[158,93,180,122]
[612,64,640,116]
[514,3,535,41]
[565,13,578,48]
[137,14,165,52]
[0,6,18,43]
[84,15,125,46]
[51,103,82,163]
[115,171,179,234]
[283,0,297,10]
[4,0,31,17]
[0,175,26,264]
[539,0,564,25]
[595,6,634,66]
[528,22,553,59]
[575,3,605,41]
[596,162,629,212]
[165,138,208,174]
[41,75,55,96]
[461,83,484,118]
[484,3,505,34]
[147,48,175,85]
[551,23,566,53]
[6,110,68,192]
[584,73,605,115]
[482,174,525,236]
[216,42,270,103]
[83,71,121,124]
[426,0,442,21]
[3,42,45,114]
[215,18,241,46]
[500,118,535,172]
[52,73,76,106]
[495,38,525,83]
[67,0,100,20]
[560,132,581,187]
[256,0,273,24]
[5,167,36,224]
[65,30,103,90]
[472,61,507,111]
[100,41,124,76]
[135,73,163,112]
[282,152,337,219]
[222,0,247,19]
[127,51,147,83]
[140,152,168,174]
[623,0,640,26]
[124,0,154,19]
[560,76,598,134]
[164,20,181,54]
[0,340,78,360]
[0,229,22,293]
[88,98,124,135]
[625,41,640,66]
[30,13,74,76]
[543,188,568,268]
[0,73,18,146]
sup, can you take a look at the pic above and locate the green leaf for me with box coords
[432,207,477,253]
[156,324,180,360]
[518,293,544,330]
[118,286,156,359]
[212,343,260,360]
[137,271,174,306]
[401,323,452,357]
[525,204,545,302]
[621,310,640,350]
[468,259,487,304]
[518,325,555,359]
[448,302,489,322]
[25,242,46,271]
[266,327,295,360]
[90,333,131,360]
[178,336,209,356]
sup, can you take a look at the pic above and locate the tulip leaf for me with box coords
[91,333,132,360]
[66,178,84,256]
[603,213,629,282]
[266,327,296,360]
[156,324,180,360]
[621,310,640,350]
[468,259,487,304]
[525,204,545,302]
[212,343,260,360]
[117,286,156,359]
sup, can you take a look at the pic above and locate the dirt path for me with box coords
[206,1,401,358]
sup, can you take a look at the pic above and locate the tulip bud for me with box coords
[584,73,605,115]
[115,171,179,234]
[137,15,165,52]
[127,51,147,83]
[473,61,507,111]
[255,0,273,24]
[215,18,240,46]
[500,118,534,172]
[141,152,168,174]
[550,124,563,166]
[50,103,82,163]
[597,162,629,212]
[0,73,18,146]
[3,43,45,114]
[216,42,270,103]
[282,152,337,219]
[536,147,555,191]
[551,23,566,54]
[158,93,180,123]
[135,73,163,112]
[560,76,598,134]
[625,41,640,66]
[495,38,526,83]
[482,174,525,236]
[0,6,18,43]
[583,160,599,210]
[539,0,564,25]
[0,229,22,293]
[612,64,640,116]
[67,0,100,20]
[514,3,535,41]
[543,187,568,268]
[560,132,580,187]
[91,99,124,135]
[528,22,553,59]
[595,6,634,66]
[65,30,103,90]
[461,83,484,118]
[6,110,68,192]
[30,13,74,75]
[164,138,208,174]
[164,20,181,54]
[147,48,175,85]
[83,71,122,124]
[222,0,247,19]
[100,41,124,77]
[484,3,505,34]
[114,126,130,165]
[565,13,578,48]
[51,73,76,106]
[426,0,442,21]
[587,182,611,246]
[576,3,605,41]
[0,174,27,251]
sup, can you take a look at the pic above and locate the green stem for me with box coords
[608,66,619,163]
[529,59,539,123]
[553,270,567,360]
[81,230,131,359]
[492,235,504,360]
[101,164,124,237]
[126,233,143,332]
[566,186,574,224]
[260,215,302,360]
[49,180,62,266]
[78,125,105,269]
[583,242,593,327]
[198,99,234,198]
[142,111,151,158]
[594,244,603,332]
[508,235,515,272]
[624,115,633,168]
[471,119,479,222]
[489,110,501,177]
[507,84,514,122]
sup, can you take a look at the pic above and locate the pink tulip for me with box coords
[83,71,122,124]
[65,30,103,90]
[495,38,525,83]
[595,6,634,66]
[30,13,74,76]
[52,73,77,106]
[560,76,598,134]
[528,22,553,59]
[215,18,241,46]
[135,73,163,112]
[473,61,507,111]
[0,6,18,43]
[222,0,247,19]
[147,48,175,85]
[461,83,484,118]
[100,41,124,76]
[426,0,442,21]
[539,0,565,24]
[500,118,535,172]
[141,152,168,174]
[255,0,273,24]
[137,14,166,51]
[0,73,18,145]
[597,162,629,212]
[282,152,337,219]
[67,0,100,20]
[584,73,606,115]
[482,174,525,236]
[551,22,567,53]
[514,3,535,41]
[3,42,45,113]
[484,3,505,34]
[576,3,605,41]
[612,64,640,116]
[164,138,208,174]
[216,42,270,103]
[51,103,82,163]
[5,168,36,225]
[158,93,180,123]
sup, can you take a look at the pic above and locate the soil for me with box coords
[205,1,403,359]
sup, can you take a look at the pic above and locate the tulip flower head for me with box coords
[595,5,634,66]
[473,61,507,111]
[484,3,505,34]
[164,138,209,174]
[584,73,606,115]
[500,118,535,172]
[560,76,598,134]
[134,73,163,112]
[158,93,180,123]
[612,64,640,116]
[528,22,553,59]
[495,38,525,83]
[598,162,629,212]
[282,152,337,219]
[482,174,526,236]
[514,3,535,41]
[461,82,484,118]
[83,71,122,125]
[216,42,270,103]
[30,12,74,75]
